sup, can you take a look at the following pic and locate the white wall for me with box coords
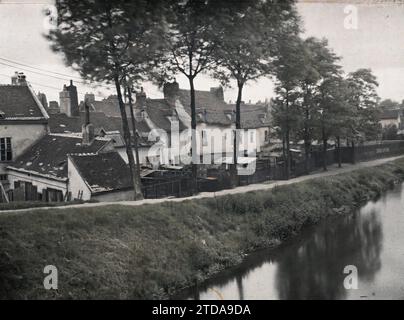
[92,189,134,202]
[67,157,92,201]
[0,123,48,174]
[7,169,67,195]
[380,118,400,128]
[256,127,270,151]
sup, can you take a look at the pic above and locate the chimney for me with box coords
[210,87,224,101]
[82,100,94,145]
[67,80,79,116]
[11,72,18,85]
[84,92,95,104]
[163,80,179,106]
[11,72,27,85]
[136,87,147,107]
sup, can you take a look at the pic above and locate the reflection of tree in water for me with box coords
[275,209,383,300]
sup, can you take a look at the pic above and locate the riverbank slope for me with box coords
[2,159,404,299]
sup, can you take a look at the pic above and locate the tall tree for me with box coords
[272,36,305,179]
[47,0,163,200]
[346,68,381,162]
[156,0,231,188]
[212,0,300,186]
[314,76,349,171]
[297,37,341,173]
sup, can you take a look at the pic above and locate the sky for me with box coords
[0,0,403,103]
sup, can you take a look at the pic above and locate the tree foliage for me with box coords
[47,0,165,200]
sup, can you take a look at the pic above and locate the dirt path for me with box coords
[2,155,404,214]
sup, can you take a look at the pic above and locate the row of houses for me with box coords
[0,72,272,203]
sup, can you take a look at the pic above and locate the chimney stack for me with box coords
[163,80,179,106]
[210,86,224,101]
[11,72,27,85]
[82,100,94,145]
[136,87,147,107]
[84,92,95,104]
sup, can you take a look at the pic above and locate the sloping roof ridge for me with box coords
[49,133,82,139]
[27,83,50,119]
[69,152,98,157]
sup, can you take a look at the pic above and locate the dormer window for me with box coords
[225,110,235,121]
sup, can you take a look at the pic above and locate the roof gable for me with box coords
[0,85,48,121]
[8,134,111,180]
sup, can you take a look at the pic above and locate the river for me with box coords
[175,183,404,300]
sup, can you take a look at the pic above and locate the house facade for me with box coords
[6,133,114,202]
[379,109,403,129]
[131,81,271,167]
[0,73,49,183]
[68,152,135,201]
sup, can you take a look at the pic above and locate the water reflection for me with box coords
[275,209,383,299]
[174,184,404,300]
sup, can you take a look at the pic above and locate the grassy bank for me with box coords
[1,159,404,299]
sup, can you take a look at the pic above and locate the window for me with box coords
[0,138,12,161]
[265,130,269,142]
[250,131,255,143]
[201,130,208,146]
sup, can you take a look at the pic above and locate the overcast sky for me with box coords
[0,0,403,103]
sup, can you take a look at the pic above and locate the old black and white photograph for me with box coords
[1,0,404,308]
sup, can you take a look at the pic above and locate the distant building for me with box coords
[130,81,271,166]
[48,101,60,114]
[79,94,130,117]
[37,91,48,110]
[379,109,403,129]
[59,80,79,117]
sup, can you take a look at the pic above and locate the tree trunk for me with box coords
[304,107,311,174]
[285,127,291,179]
[337,135,342,168]
[322,125,327,171]
[189,76,198,193]
[285,92,291,180]
[114,76,142,200]
[282,134,286,176]
[231,82,244,188]
[351,140,356,164]
[127,86,143,189]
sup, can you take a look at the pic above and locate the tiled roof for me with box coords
[48,112,151,136]
[7,134,111,180]
[231,104,271,129]
[142,99,187,132]
[69,152,133,193]
[177,89,230,126]
[79,96,131,118]
[379,109,402,120]
[177,89,270,128]
[0,85,48,121]
[134,98,187,132]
